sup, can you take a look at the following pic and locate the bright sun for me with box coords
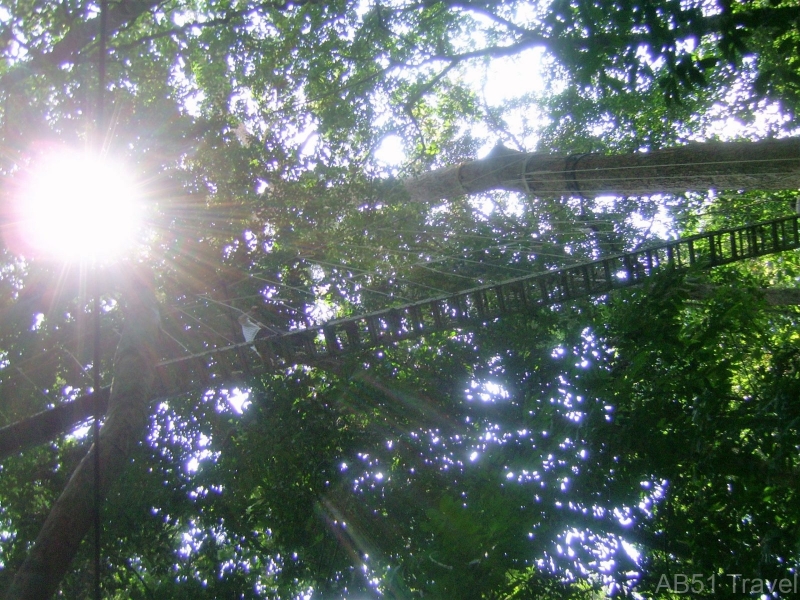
[18,150,142,262]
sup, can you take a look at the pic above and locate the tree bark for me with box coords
[686,285,800,306]
[759,287,800,306]
[403,138,800,202]
[5,274,161,600]
[0,389,109,460]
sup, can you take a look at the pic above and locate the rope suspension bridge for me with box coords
[2,213,798,460]
[157,213,800,394]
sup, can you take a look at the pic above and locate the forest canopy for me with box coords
[0,0,799,598]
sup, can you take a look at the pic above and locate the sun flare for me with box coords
[18,150,142,262]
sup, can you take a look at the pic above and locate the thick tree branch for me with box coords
[0,0,163,90]
[687,285,800,306]
[0,0,327,91]
[6,271,161,600]
[0,389,110,460]
[113,0,321,53]
[421,37,547,67]
[402,138,800,202]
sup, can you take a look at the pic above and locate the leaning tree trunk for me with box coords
[403,137,800,202]
[5,273,161,600]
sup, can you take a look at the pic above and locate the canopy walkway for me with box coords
[2,214,799,459]
[156,214,800,396]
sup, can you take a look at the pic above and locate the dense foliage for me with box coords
[0,0,799,597]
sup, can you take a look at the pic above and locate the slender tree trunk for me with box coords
[5,274,160,600]
[403,138,800,202]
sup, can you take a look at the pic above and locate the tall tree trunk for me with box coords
[403,138,800,202]
[5,273,161,600]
